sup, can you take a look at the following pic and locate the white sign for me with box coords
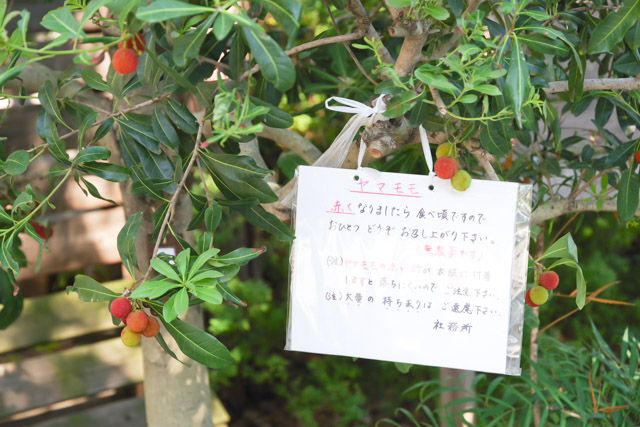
[287,166,531,375]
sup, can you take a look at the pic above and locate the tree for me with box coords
[1,0,639,425]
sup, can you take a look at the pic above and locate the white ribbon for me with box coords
[419,125,436,180]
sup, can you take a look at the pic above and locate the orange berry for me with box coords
[540,271,559,290]
[112,48,139,74]
[110,297,132,319]
[434,157,458,179]
[142,316,160,338]
[126,310,149,332]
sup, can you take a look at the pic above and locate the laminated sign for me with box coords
[286,166,532,375]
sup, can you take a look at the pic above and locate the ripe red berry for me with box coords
[525,288,539,308]
[110,297,132,319]
[30,221,53,240]
[540,271,559,290]
[142,316,160,338]
[121,326,141,347]
[112,48,139,74]
[126,310,149,333]
[118,33,145,54]
[434,157,459,179]
[636,150,640,163]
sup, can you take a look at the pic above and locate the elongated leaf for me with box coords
[216,246,266,266]
[81,69,111,92]
[190,270,224,283]
[38,81,67,127]
[0,270,23,330]
[480,122,510,156]
[154,331,190,366]
[539,233,579,262]
[193,286,223,304]
[383,91,421,118]
[625,19,640,48]
[241,22,295,91]
[504,38,530,128]
[41,7,85,39]
[238,204,294,241]
[93,118,114,143]
[152,106,179,150]
[173,287,189,317]
[117,212,143,277]
[250,96,294,128]
[589,0,640,54]
[422,5,449,20]
[605,140,637,168]
[150,257,182,282]
[204,202,222,231]
[199,152,272,182]
[188,248,220,280]
[131,280,182,299]
[166,98,198,133]
[617,168,640,222]
[253,0,301,40]
[414,68,458,95]
[4,150,29,175]
[136,0,214,23]
[213,12,234,40]
[473,84,502,96]
[66,275,119,302]
[163,293,178,323]
[173,13,216,67]
[161,315,233,368]
[117,117,161,154]
[78,162,130,182]
[73,146,111,165]
[519,33,570,57]
[80,177,118,205]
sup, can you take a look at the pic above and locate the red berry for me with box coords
[434,157,459,179]
[540,271,559,290]
[110,297,132,319]
[142,316,160,338]
[112,48,139,74]
[525,288,539,308]
[126,310,149,332]
[118,33,145,54]
[30,221,53,240]
[636,150,640,163]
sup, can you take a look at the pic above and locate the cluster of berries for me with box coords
[110,297,160,347]
[433,143,471,191]
[112,33,145,75]
[525,271,559,307]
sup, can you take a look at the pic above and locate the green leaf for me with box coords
[190,270,224,283]
[80,176,118,205]
[163,293,178,323]
[240,19,295,91]
[193,286,223,305]
[166,98,199,133]
[504,38,531,128]
[0,270,23,330]
[518,33,570,57]
[38,81,67,127]
[81,69,111,92]
[173,13,216,67]
[480,122,510,156]
[150,258,182,282]
[117,212,143,277]
[605,140,637,168]
[422,5,449,20]
[539,233,579,262]
[66,275,119,302]
[78,162,130,182]
[588,0,640,54]
[136,0,214,23]
[204,202,222,231]
[4,150,29,175]
[250,96,294,128]
[617,168,640,222]
[253,0,301,41]
[173,287,189,317]
[473,84,502,96]
[624,19,640,48]
[237,204,294,241]
[188,248,220,279]
[213,12,234,40]
[41,7,85,40]
[73,146,111,165]
[131,280,182,299]
[93,118,114,143]
[117,117,161,154]
[216,246,266,266]
[159,315,233,368]
[414,68,458,95]
[385,0,410,5]
[152,106,179,150]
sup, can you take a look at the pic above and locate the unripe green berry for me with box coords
[126,310,149,333]
[525,288,539,308]
[529,286,549,305]
[451,170,471,191]
[434,157,458,179]
[121,326,141,347]
[436,142,454,158]
[540,271,559,290]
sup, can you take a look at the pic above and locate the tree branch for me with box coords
[285,32,364,56]
[258,126,322,164]
[345,0,394,64]
[544,77,640,94]
[531,199,639,225]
